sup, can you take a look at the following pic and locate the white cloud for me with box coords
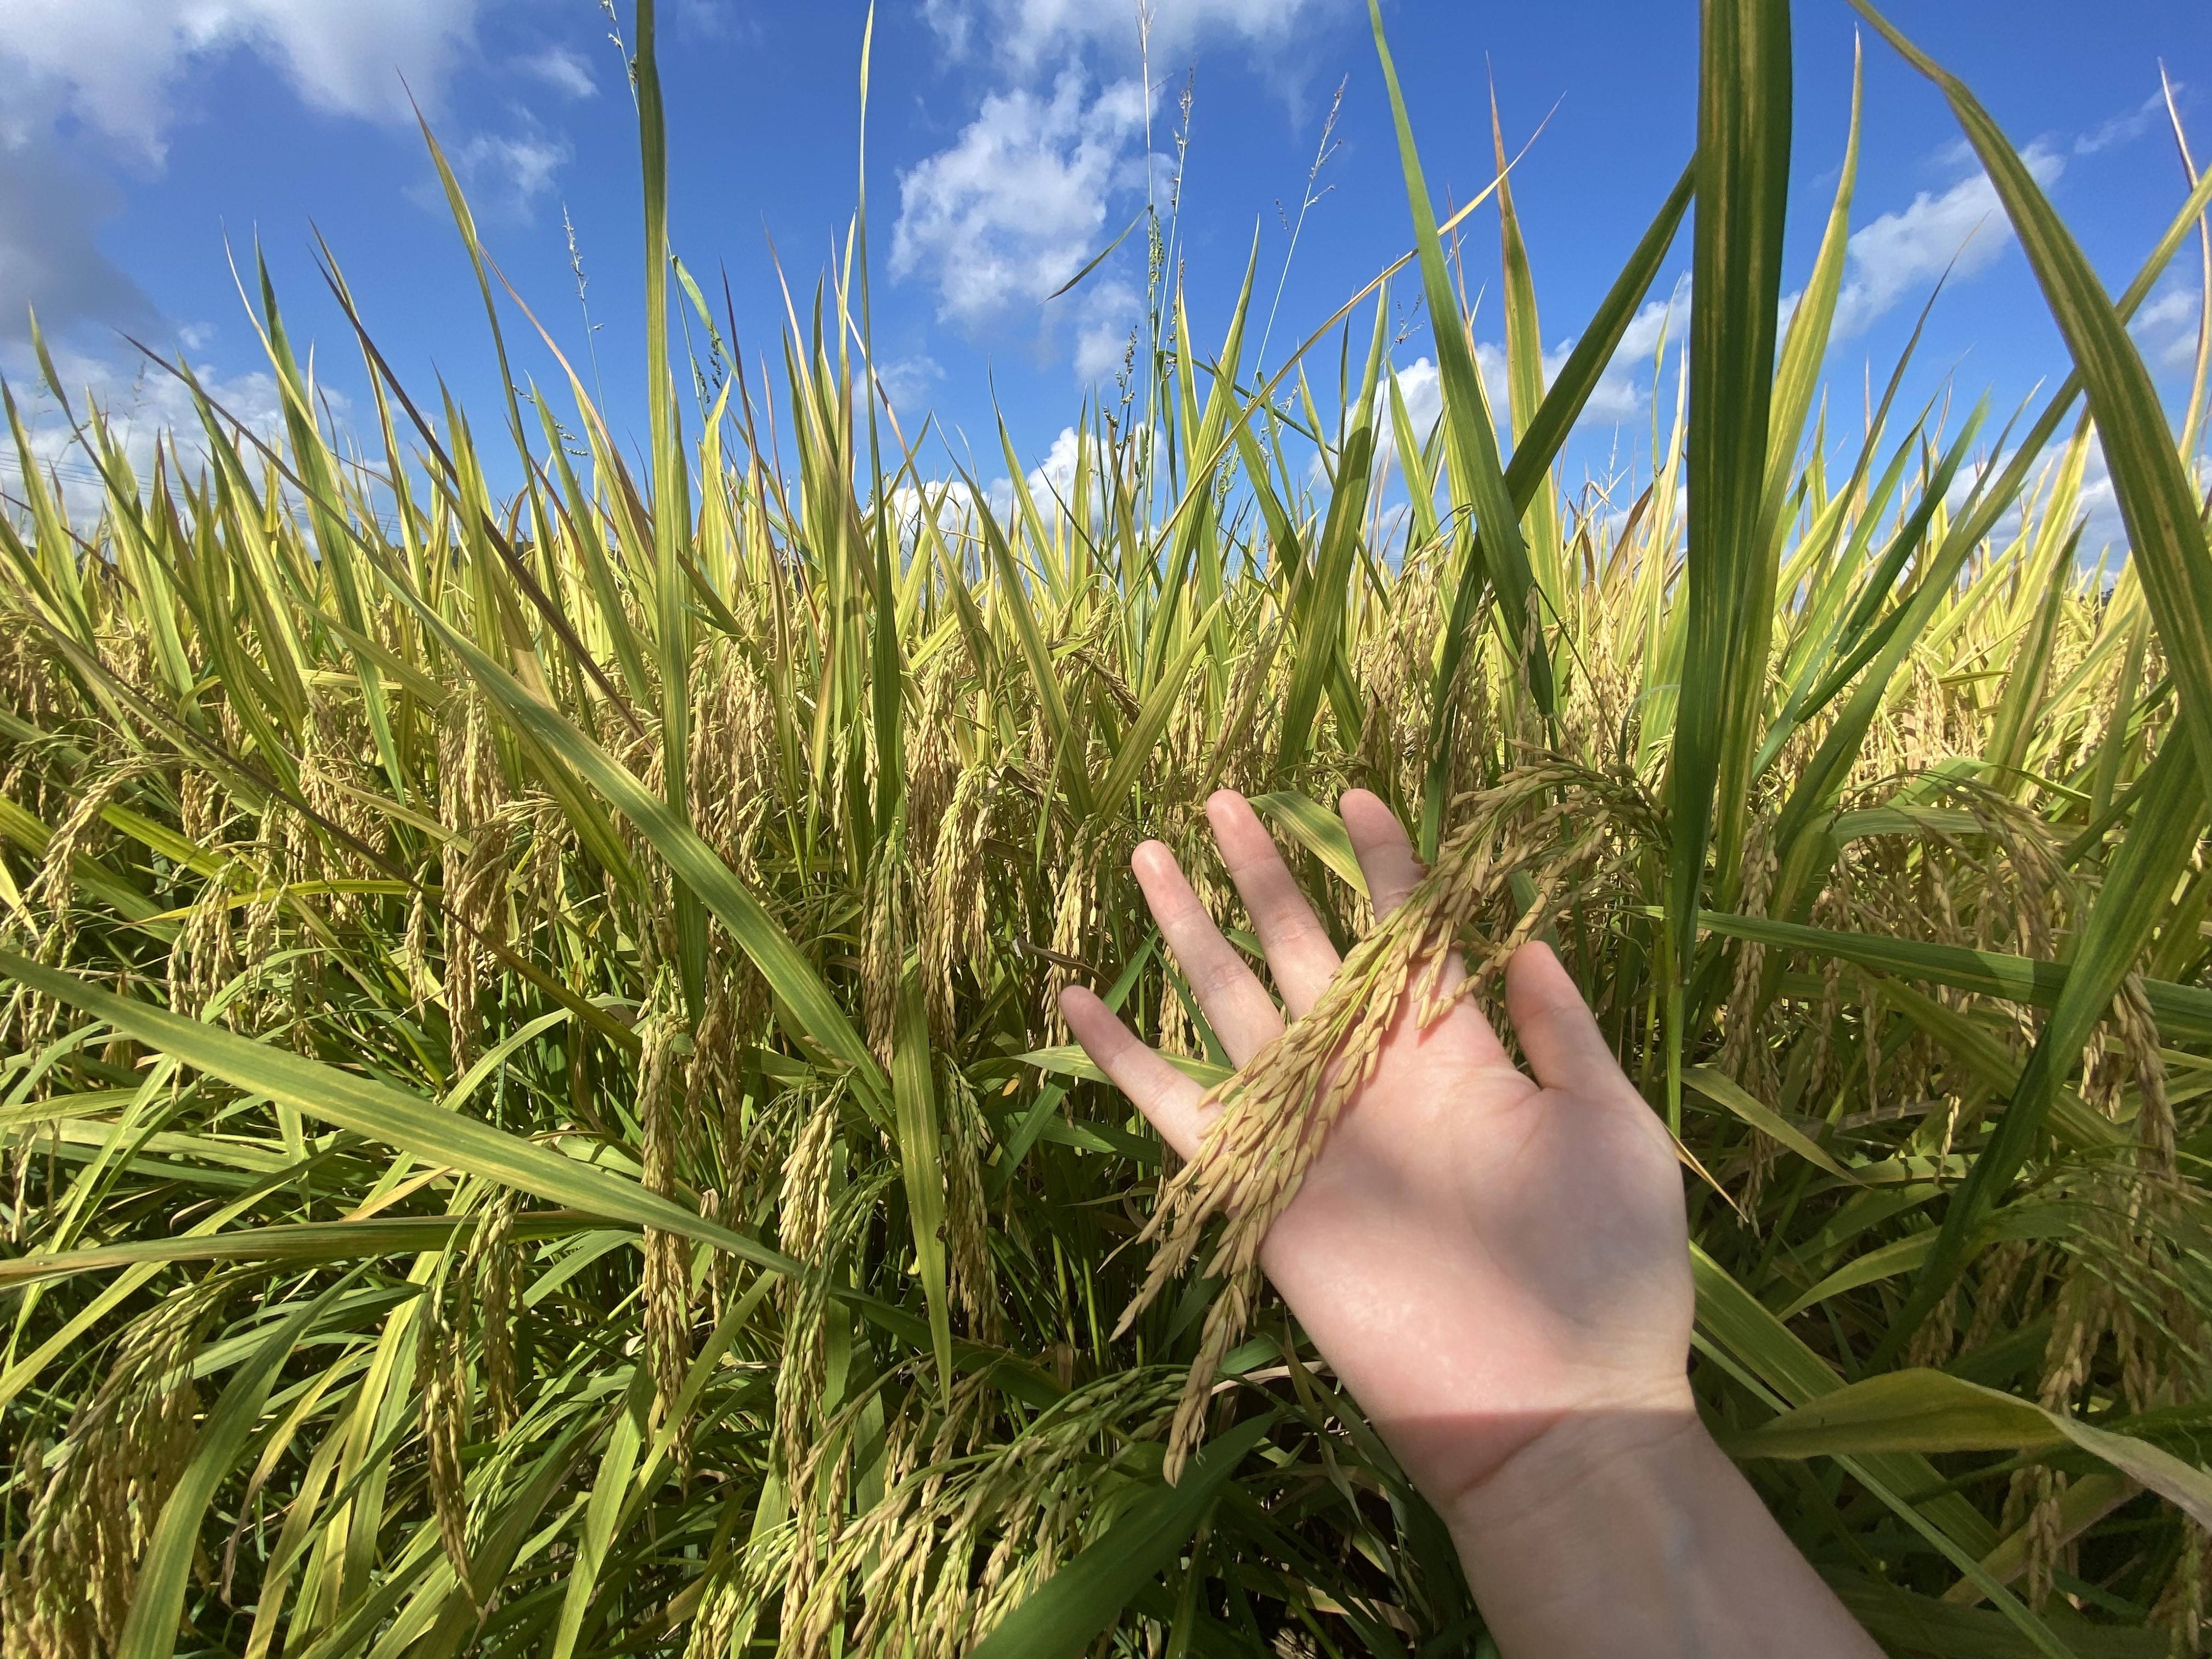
[1940,432,2131,566]
[907,425,1108,528]
[518,45,597,100]
[415,125,572,224]
[1613,284,1686,364]
[1452,279,1686,448]
[1586,285,1688,422]
[0,0,486,160]
[1472,338,1579,429]
[886,478,985,546]
[1368,354,1440,475]
[922,0,1328,70]
[1024,424,1087,501]
[1073,279,1140,382]
[2132,284,2204,376]
[1831,142,2064,337]
[2,337,293,498]
[0,0,566,353]
[1373,498,1413,554]
[2075,87,2172,156]
[0,132,159,343]
[1340,286,1686,494]
[676,0,749,40]
[900,0,1341,374]
[891,69,1152,331]
[876,352,944,409]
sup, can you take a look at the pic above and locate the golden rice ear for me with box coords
[2,1281,225,1654]
[417,1278,478,1607]
[469,1186,523,1436]
[860,848,904,1066]
[637,969,698,1474]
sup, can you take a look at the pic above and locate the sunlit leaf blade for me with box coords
[1740,1368,2212,1532]
[1366,0,1551,727]
[892,970,953,1396]
[1669,0,1794,1120]
[1683,1065,1857,1182]
[1688,907,2212,1042]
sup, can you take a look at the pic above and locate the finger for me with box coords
[1504,943,1623,1097]
[1207,791,1340,1018]
[1342,789,1470,1010]
[1132,839,1285,1066]
[1341,788,1426,918]
[1060,985,1207,1160]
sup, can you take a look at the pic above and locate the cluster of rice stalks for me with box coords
[3,2,2211,1654]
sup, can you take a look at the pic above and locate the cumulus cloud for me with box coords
[891,69,1152,331]
[2132,284,2204,376]
[1831,142,2064,337]
[1331,284,1686,495]
[0,0,486,160]
[518,44,597,100]
[0,134,160,343]
[1072,279,1141,383]
[885,479,986,549]
[415,123,573,224]
[2,337,294,499]
[1936,431,2160,571]
[676,0,750,40]
[875,353,945,410]
[1471,339,1569,428]
[1457,278,1687,448]
[921,0,1329,70]
[905,425,1110,531]
[0,0,562,351]
[1024,424,1095,503]
[899,0,1341,374]
[2075,86,2172,156]
[1365,354,1440,474]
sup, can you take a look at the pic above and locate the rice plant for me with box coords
[3,1,2212,1654]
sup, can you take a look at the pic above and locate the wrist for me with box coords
[1438,1387,1711,1550]
[1430,1391,1886,1659]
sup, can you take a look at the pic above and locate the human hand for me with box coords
[1059,789,1696,1519]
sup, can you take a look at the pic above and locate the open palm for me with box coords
[1061,789,1697,1513]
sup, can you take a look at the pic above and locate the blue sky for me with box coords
[2,0,2207,531]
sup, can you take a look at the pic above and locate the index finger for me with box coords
[1342,789,1427,918]
[1059,985,1210,1160]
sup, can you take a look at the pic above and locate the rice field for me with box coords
[4,1,2212,1655]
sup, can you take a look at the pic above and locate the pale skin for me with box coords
[1060,789,1884,1659]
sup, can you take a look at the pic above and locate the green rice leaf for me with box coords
[1740,1368,2212,1531]
[1886,735,2205,1363]
[893,969,954,1397]
[1668,0,1794,1090]
[1683,1065,1857,1182]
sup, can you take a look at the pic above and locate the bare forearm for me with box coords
[1442,1413,1883,1659]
